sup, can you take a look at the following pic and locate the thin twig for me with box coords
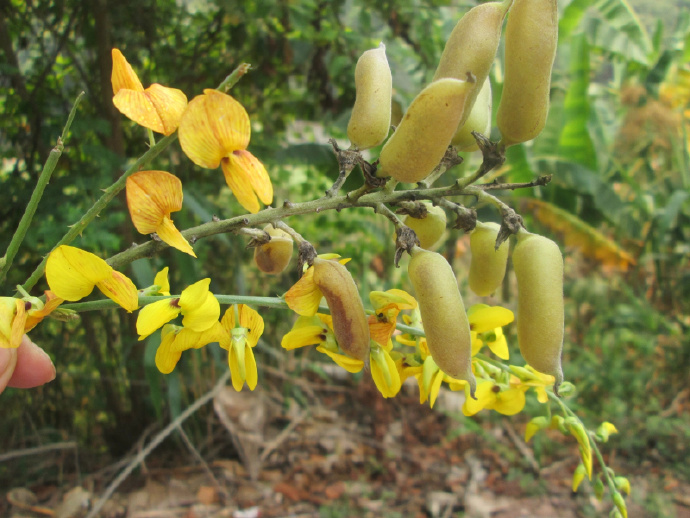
[0,441,78,463]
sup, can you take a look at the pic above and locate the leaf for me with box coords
[523,198,637,271]
[144,333,163,419]
[559,34,597,169]
[586,0,652,65]
[560,0,596,40]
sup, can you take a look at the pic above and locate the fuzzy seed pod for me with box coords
[378,78,473,183]
[404,203,447,249]
[433,0,512,131]
[496,0,558,147]
[469,221,509,296]
[451,78,492,151]
[253,225,293,274]
[347,43,393,150]
[407,247,475,394]
[312,258,370,362]
[512,229,564,388]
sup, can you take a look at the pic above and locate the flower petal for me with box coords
[113,89,166,134]
[468,306,514,334]
[284,267,322,316]
[126,170,183,234]
[137,298,181,340]
[492,387,526,416]
[428,370,444,409]
[154,267,170,296]
[111,48,144,93]
[221,151,273,214]
[45,246,112,301]
[144,84,188,135]
[462,380,495,416]
[316,345,365,373]
[486,329,509,360]
[369,289,417,311]
[229,344,245,391]
[156,216,196,257]
[370,346,401,398]
[244,346,258,390]
[155,325,181,374]
[238,304,264,347]
[179,279,220,332]
[25,291,64,332]
[202,89,251,153]
[97,270,139,312]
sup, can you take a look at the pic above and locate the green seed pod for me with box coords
[407,247,475,394]
[512,229,564,388]
[378,78,473,183]
[312,257,370,362]
[404,203,447,249]
[347,43,393,150]
[469,221,509,296]
[433,0,512,130]
[253,225,294,274]
[451,78,492,151]
[496,0,558,147]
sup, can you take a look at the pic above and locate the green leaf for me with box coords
[586,0,652,65]
[560,0,596,40]
[559,34,596,169]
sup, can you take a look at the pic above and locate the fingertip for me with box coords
[7,335,56,389]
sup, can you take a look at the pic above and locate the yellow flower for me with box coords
[509,364,555,403]
[178,89,272,214]
[468,304,514,360]
[111,48,187,135]
[462,377,526,416]
[45,245,138,312]
[219,304,265,391]
[0,291,64,349]
[153,267,171,296]
[154,322,225,374]
[368,289,417,347]
[370,342,401,398]
[283,256,350,316]
[126,171,196,257]
[281,313,365,373]
[137,278,220,340]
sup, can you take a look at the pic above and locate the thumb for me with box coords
[0,347,19,394]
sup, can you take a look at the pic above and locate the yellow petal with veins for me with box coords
[284,267,322,317]
[97,270,139,312]
[221,150,273,214]
[155,325,181,374]
[238,304,264,348]
[156,216,196,257]
[46,246,113,301]
[113,89,166,134]
[144,83,188,135]
[111,48,144,93]
[126,170,184,234]
[201,89,251,153]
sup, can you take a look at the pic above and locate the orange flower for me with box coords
[126,170,195,257]
[178,89,272,214]
[111,48,187,135]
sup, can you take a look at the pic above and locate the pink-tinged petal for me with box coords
[156,216,196,257]
[97,270,139,312]
[127,171,183,222]
[45,246,113,301]
[145,84,188,135]
[113,89,166,134]
[238,304,264,348]
[137,298,181,340]
[155,325,182,374]
[202,89,251,153]
[284,267,322,317]
[111,48,144,94]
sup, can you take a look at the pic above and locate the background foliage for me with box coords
[1,0,689,507]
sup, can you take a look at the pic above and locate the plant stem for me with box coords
[0,92,85,286]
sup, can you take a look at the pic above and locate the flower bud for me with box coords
[407,247,475,395]
[253,225,294,274]
[312,258,370,362]
[347,43,393,150]
[512,229,564,390]
[469,221,509,296]
[496,0,558,147]
[378,78,473,183]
